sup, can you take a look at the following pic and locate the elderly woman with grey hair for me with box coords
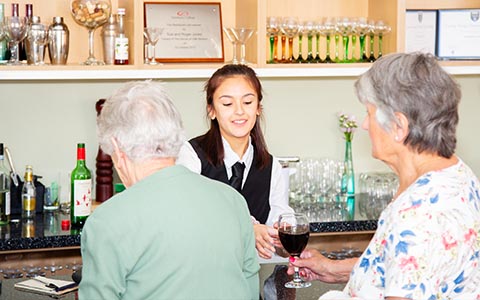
[288,52,480,299]
[79,81,259,300]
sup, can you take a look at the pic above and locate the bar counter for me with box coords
[0,199,376,299]
[0,211,377,252]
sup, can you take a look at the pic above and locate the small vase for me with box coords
[342,140,355,220]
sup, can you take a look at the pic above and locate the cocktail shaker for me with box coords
[48,16,69,65]
[25,16,48,65]
[101,14,117,65]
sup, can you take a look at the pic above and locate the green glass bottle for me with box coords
[71,143,92,229]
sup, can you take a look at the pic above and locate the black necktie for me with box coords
[229,162,245,192]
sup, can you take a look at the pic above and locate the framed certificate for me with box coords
[405,10,437,55]
[437,9,480,60]
[144,2,224,63]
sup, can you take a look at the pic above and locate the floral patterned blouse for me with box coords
[345,158,480,299]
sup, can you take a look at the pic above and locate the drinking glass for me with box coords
[319,18,336,63]
[280,17,299,63]
[355,17,370,62]
[301,20,316,63]
[266,17,280,63]
[70,0,111,65]
[144,27,164,65]
[314,21,323,63]
[223,27,239,64]
[230,28,254,65]
[335,17,353,63]
[278,213,311,288]
[374,20,391,59]
[4,16,28,65]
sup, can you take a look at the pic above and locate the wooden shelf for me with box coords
[0,0,478,76]
[1,61,479,80]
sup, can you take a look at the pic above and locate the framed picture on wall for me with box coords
[437,9,480,60]
[144,2,224,63]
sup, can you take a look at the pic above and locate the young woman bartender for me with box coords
[176,64,294,259]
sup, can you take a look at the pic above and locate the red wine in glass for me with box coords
[278,213,312,288]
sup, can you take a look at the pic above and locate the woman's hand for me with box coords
[287,248,357,283]
[254,224,278,259]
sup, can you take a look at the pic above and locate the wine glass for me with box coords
[4,16,28,65]
[374,20,391,59]
[144,27,164,65]
[230,28,254,65]
[278,213,312,288]
[301,20,316,63]
[280,17,299,63]
[335,17,353,63]
[355,17,370,62]
[223,27,239,64]
[266,17,280,64]
[70,0,111,65]
[319,17,336,63]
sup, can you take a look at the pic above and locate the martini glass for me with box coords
[144,27,164,65]
[230,28,254,65]
[223,27,239,64]
[70,0,111,65]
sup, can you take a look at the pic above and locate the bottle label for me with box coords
[73,179,92,217]
[115,37,129,60]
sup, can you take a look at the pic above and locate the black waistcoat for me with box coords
[189,136,272,224]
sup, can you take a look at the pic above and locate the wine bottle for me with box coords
[22,165,36,219]
[18,3,33,62]
[114,8,129,65]
[70,143,92,229]
[0,143,11,225]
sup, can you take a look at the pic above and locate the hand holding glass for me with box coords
[278,213,311,288]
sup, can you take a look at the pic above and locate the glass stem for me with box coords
[326,35,331,62]
[342,35,349,63]
[307,34,313,61]
[359,35,367,61]
[11,42,19,63]
[293,266,302,283]
[378,34,383,58]
[334,34,340,62]
[281,35,287,62]
[288,37,294,63]
[351,35,357,62]
[88,29,95,60]
[273,35,278,62]
[240,43,246,63]
[232,42,238,63]
[369,34,375,62]
[268,35,274,63]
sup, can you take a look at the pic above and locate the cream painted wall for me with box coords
[1,74,479,201]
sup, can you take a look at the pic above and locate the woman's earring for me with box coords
[395,136,399,141]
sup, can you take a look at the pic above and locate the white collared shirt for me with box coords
[176,137,293,226]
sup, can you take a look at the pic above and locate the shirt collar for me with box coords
[222,136,254,169]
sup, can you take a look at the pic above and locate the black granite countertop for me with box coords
[0,207,377,252]
[0,212,81,252]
